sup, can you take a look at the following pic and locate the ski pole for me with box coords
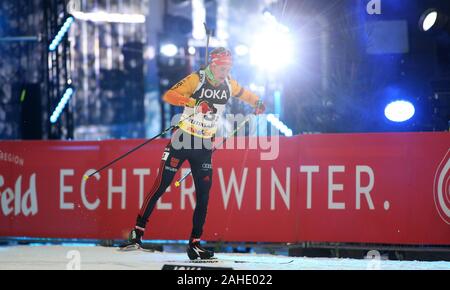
[174,114,253,187]
[84,112,195,181]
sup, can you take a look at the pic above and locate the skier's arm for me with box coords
[162,73,199,107]
[230,79,265,113]
[230,79,259,106]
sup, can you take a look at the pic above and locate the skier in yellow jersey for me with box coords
[120,47,265,260]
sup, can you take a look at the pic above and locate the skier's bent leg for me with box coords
[121,145,184,249]
[137,148,184,229]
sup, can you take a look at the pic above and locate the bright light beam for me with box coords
[250,24,294,72]
[234,44,249,56]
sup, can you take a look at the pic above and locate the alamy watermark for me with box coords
[366,0,382,15]
[365,250,382,270]
[66,250,81,270]
[170,113,281,161]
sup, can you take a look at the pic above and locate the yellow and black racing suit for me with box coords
[136,69,260,239]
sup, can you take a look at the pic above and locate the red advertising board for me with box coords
[0,132,449,245]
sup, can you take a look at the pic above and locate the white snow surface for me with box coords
[0,245,449,270]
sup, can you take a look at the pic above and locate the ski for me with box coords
[164,258,295,265]
[165,258,220,264]
[117,245,156,253]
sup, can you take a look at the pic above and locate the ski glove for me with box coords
[198,101,216,114]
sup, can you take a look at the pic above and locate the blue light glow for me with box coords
[50,86,75,124]
[267,114,293,136]
[48,16,74,52]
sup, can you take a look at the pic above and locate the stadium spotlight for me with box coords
[250,11,294,72]
[250,30,294,72]
[384,100,415,123]
[234,44,249,56]
[49,15,74,52]
[419,8,450,33]
[160,43,178,57]
[188,46,196,55]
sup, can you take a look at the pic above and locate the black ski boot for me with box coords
[186,239,214,260]
[119,228,144,251]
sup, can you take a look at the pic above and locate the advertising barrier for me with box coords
[1,132,449,245]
